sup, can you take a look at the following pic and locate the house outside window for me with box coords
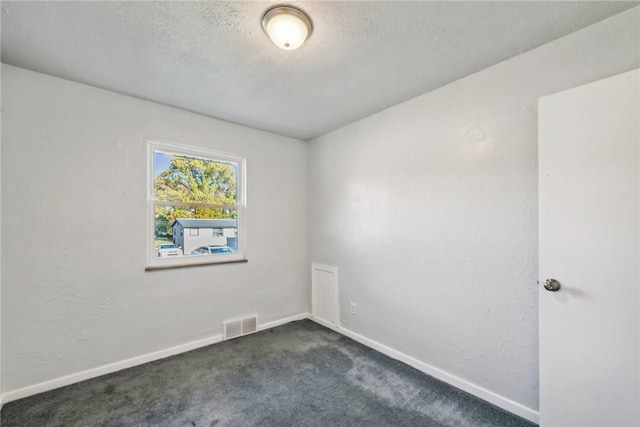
[147,141,246,269]
[172,220,237,254]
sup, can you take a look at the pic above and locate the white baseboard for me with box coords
[305,314,335,330]
[2,312,308,405]
[308,315,539,424]
[258,313,308,331]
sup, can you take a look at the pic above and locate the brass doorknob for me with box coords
[544,278,561,292]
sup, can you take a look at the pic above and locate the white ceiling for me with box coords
[2,1,637,140]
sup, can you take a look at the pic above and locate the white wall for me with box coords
[0,64,3,404]
[1,65,309,393]
[308,7,639,413]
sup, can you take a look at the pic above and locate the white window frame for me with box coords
[146,140,247,270]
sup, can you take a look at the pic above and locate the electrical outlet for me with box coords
[350,303,357,315]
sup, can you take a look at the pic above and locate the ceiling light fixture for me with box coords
[262,5,313,51]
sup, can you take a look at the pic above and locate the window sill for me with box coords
[145,259,248,272]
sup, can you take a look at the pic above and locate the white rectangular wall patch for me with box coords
[311,263,339,327]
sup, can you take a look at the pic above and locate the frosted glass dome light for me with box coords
[262,6,313,50]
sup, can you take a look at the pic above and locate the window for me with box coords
[147,141,246,269]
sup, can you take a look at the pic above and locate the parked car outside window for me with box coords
[157,244,183,258]
[190,246,235,256]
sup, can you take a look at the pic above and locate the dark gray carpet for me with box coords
[1,320,536,427]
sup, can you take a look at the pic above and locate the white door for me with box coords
[539,69,639,427]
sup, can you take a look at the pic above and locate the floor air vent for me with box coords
[223,315,258,340]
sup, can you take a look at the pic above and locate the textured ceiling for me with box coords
[2,1,637,140]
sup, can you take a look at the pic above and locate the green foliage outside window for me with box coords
[154,155,238,231]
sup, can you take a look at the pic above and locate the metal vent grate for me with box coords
[242,317,257,334]
[223,315,258,340]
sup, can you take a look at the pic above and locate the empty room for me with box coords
[0,1,638,426]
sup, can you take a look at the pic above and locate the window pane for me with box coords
[149,142,245,268]
[154,205,239,258]
[154,151,238,204]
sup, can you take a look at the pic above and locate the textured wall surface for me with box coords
[308,8,639,411]
[1,66,309,392]
[0,64,3,398]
